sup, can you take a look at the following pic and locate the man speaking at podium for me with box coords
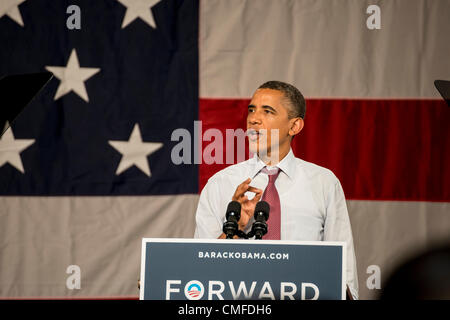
[194,81,358,299]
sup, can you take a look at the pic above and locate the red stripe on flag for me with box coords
[199,98,450,201]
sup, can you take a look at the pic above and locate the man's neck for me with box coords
[258,144,290,166]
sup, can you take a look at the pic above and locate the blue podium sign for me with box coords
[140,238,346,300]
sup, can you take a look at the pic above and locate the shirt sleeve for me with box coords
[323,178,359,300]
[194,177,224,239]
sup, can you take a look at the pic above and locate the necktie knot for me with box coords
[262,166,280,183]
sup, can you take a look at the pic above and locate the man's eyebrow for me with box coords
[247,104,277,113]
[262,105,277,113]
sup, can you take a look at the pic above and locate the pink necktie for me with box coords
[261,167,281,240]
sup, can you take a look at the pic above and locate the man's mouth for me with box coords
[247,129,264,141]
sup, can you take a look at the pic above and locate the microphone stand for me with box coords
[222,201,270,239]
[248,221,267,240]
[223,220,238,239]
[222,201,242,239]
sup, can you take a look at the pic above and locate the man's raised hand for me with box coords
[231,178,263,231]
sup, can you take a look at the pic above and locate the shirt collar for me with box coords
[250,148,296,179]
[276,148,295,179]
[249,154,266,179]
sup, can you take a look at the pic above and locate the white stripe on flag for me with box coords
[200,0,450,98]
[347,199,450,299]
[0,195,199,298]
[2,195,449,299]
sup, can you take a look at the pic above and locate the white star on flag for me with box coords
[117,0,161,29]
[0,123,35,174]
[0,0,26,27]
[108,124,163,177]
[45,49,100,102]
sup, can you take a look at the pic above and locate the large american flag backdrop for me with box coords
[0,0,449,299]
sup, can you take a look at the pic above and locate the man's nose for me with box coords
[247,110,262,125]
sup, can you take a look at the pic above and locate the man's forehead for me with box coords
[250,88,288,109]
[250,88,284,104]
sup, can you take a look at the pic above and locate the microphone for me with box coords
[222,201,241,239]
[250,201,270,239]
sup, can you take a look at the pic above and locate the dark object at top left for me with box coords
[0,72,53,137]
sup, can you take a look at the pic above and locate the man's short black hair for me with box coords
[258,80,306,119]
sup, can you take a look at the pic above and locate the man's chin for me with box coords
[249,145,271,158]
[248,142,264,155]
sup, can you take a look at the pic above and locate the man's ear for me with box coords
[289,118,304,137]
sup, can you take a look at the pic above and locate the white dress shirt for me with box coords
[194,149,359,299]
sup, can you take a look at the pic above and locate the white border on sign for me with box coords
[139,238,346,300]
